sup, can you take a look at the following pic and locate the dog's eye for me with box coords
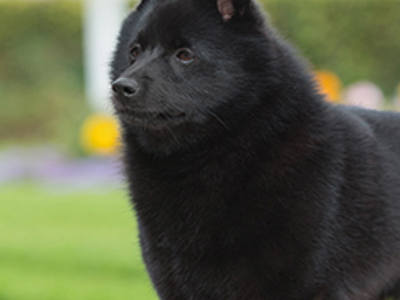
[175,48,195,64]
[129,44,142,63]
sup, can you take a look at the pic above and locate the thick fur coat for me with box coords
[110,0,400,299]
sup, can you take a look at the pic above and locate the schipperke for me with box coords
[110,0,400,299]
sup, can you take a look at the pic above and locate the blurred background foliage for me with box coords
[0,0,399,152]
[266,0,400,95]
[0,1,88,150]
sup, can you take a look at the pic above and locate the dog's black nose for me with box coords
[112,78,139,100]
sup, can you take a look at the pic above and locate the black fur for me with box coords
[110,1,400,299]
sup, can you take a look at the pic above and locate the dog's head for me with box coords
[111,0,277,152]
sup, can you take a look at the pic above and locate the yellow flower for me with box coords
[80,113,121,156]
[314,71,343,103]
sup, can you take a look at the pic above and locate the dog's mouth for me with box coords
[117,108,187,128]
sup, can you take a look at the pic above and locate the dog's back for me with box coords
[348,107,400,161]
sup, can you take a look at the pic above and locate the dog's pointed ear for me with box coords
[217,0,251,21]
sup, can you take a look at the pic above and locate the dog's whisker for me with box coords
[209,110,231,131]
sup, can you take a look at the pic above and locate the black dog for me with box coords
[110,0,400,299]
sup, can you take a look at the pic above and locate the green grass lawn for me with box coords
[0,184,158,300]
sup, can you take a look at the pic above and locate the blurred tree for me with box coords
[265,0,400,95]
[0,1,88,150]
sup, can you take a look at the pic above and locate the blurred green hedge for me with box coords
[0,1,88,148]
[264,0,400,95]
[0,0,399,147]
